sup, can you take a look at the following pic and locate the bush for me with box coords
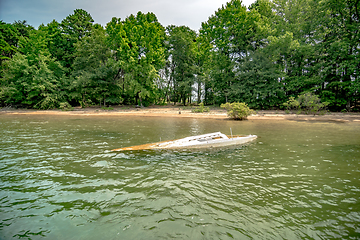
[191,102,210,113]
[283,96,300,112]
[34,95,59,110]
[283,93,329,114]
[220,102,255,120]
[59,102,73,111]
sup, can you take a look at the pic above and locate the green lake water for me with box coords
[0,115,359,239]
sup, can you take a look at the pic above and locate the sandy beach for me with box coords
[1,105,359,122]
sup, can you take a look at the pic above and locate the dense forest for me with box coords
[0,0,359,111]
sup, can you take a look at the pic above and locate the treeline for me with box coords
[0,0,359,111]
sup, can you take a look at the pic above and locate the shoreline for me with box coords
[1,106,359,122]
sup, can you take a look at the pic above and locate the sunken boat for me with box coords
[111,132,257,151]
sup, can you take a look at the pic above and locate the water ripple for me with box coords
[0,116,359,239]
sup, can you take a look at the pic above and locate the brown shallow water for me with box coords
[0,115,359,239]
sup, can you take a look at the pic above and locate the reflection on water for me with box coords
[0,115,359,239]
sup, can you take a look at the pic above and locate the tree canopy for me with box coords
[1,1,359,111]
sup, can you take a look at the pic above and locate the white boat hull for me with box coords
[112,132,257,151]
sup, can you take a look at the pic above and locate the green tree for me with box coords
[60,9,94,71]
[39,20,68,68]
[200,0,263,104]
[313,0,360,111]
[1,30,65,108]
[193,35,211,104]
[261,0,359,111]
[0,21,18,63]
[200,1,240,103]
[0,20,34,72]
[196,29,214,105]
[166,25,197,105]
[250,0,318,102]
[12,20,34,38]
[72,27,122,107]
[106,12,165,105]
[232,47,286,109]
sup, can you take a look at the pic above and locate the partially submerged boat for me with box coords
[111,132,257,151]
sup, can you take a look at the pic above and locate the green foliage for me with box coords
[200,0,251,103]
[283,97,300,112]
[284,93,329,114]
[59,102,73,111]
[1,27,66,109]
[221,102,255,120]
[191,102,209,113]
[165,25,197,105]
[298,93,329,114]
[38,20,67,68]
[60,9,94,71]
[72,27,122,107]
[199,0,359,111]
[0,20,34,75]
[106,12,166,105]
[1,2,359,112]
[101,106,114,110]
[0,21,18,62]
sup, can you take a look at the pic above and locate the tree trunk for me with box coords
[197,81,201,103]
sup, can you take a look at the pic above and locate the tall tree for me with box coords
[1,29,65,109]
[262,0,359,111]
[39,20,68,68]
[0,21,18,63]
[106,12,165,105]
[166,25,197,105]
[60,9,94,71]
[314,0,360,110]
[0,20,34,71]
[72,27,122,106]
[200,0,264,104]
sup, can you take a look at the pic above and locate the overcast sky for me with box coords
[1,0,256,31]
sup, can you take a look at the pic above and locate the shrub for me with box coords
[59,102,73,111]
[191,102,210,113]
[220,102,255,120]
[283,96,300,112]
[283,93,329,114]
